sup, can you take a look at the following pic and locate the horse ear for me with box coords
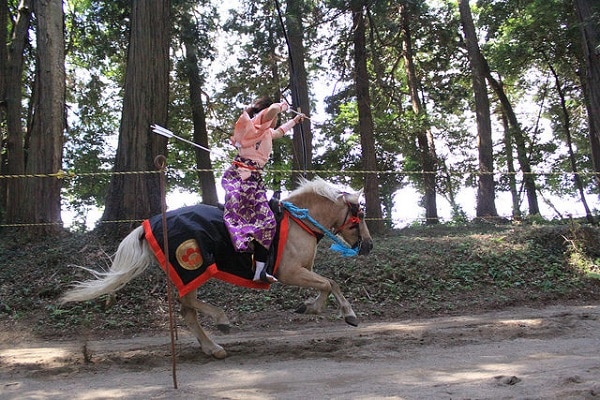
[358,188,364,198]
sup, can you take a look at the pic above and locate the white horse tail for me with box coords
[60,225,154,304]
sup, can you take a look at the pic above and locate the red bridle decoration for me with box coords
[333,196,364,235]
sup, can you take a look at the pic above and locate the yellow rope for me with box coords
[0,166,595,228]
[0,170,160,179]
[0,168,598,179]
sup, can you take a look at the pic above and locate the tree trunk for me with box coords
[21,0,65,233]
[574,0,600,191]
[351,0,384,234]
[549,63,594,223]
[500,111,522,220]
[0,0,8,212]
[190,84,219,206]
[581,76,600,189]
[0,0,5,104]
[458,0,498,218]
[284,0,313,186]
[265,27,284,191]
[182,22,218,206]
[101,1,170,233]
[439,159,465,220]
[400,3,439,225]
[2,0,31,224]
[485,70,540,215]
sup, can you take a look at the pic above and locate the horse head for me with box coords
[332,188,373,256]
[286,177,374,256]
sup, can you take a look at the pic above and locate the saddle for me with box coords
[142,194,286,297]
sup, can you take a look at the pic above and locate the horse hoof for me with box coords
[217,324,231,334]
[212,348,227,359]
[345,316,359,327]
[295,303,307,314]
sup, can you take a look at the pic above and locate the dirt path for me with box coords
[2,304,600,400]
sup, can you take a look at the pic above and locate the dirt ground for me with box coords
[1,303,599,400]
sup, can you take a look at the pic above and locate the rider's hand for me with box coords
[279,102,289,112]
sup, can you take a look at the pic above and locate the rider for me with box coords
[221,96,305,283]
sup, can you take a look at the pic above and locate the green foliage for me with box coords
[61,0,130,225]
[65,0,129,73]
[3,0,598,229]
[477,0,594,201]
[165,1,220,193]
[63,74,118,226]
[563,220,600,279]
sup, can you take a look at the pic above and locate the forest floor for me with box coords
[1,222,600,399]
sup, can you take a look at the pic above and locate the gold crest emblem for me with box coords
[175,239,203,270]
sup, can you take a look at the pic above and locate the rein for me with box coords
[281,201,360,257]
[287,212,325,241]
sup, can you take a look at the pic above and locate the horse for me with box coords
[60,176,373,359]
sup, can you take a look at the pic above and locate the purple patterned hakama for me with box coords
[221,156,276,252]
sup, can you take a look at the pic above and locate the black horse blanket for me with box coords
[142,204,289,297]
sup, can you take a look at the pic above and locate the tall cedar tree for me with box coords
[483,62,540,215]
[0,0,6,211]
[351,0,384,234]
[400,2,439,224]
[22,0,65,233]
[458,0,498,218]
[549,63,595,223]
[575,0,600,189]
[1,0,31,224]
[180,13,218,205]
[100,1,170,233]
[283,0,313,185]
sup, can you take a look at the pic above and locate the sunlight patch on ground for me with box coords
[0,346,74,367]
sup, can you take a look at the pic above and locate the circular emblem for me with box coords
[176,239,203,270]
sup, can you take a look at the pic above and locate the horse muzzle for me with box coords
[356,238,373,256]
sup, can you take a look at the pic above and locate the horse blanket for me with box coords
[142,203,289,297]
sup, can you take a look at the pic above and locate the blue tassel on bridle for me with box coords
[281,201,359,257]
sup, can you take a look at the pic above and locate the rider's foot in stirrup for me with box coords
[254,269,278,283]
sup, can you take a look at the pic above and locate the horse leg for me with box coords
[327,278,358,327]
[278,267,358,327]
[179,293,227,359]
[180,293,231,333]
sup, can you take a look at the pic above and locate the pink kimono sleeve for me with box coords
[231,110,276,148]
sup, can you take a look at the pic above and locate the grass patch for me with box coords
[1,223,600,340]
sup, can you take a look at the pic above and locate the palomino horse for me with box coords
[60,177,373,359]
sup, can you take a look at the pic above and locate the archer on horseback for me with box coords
[221,96,305,283]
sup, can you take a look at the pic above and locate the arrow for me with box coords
[287,108,310,120]
[151,124,211,153]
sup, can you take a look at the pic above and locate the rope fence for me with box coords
[2,168,600,179]
[0,166,597,229]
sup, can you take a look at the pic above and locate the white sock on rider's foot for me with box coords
[253,261,266,281]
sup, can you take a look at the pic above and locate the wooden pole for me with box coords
[155,155,178,389]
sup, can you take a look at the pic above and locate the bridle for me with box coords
[333,196,364,235]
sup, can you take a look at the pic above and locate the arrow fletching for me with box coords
[151,124,211,153]
[151,124,175,138]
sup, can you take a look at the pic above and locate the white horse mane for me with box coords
[292,176,361,203]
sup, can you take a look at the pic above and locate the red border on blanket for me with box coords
[141,213,290,297]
